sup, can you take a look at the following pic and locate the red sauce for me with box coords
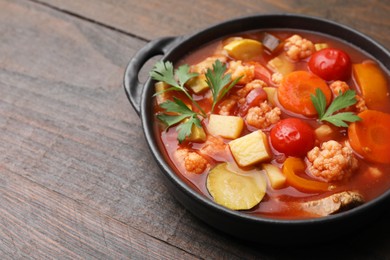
[153,30,390,219]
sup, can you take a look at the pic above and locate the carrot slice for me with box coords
[348,110,390,164]
[278,71,332,116]
[282,157,331,192]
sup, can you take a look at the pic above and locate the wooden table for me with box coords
[1,0,389,258]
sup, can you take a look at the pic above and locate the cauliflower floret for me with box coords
[307,140,358,182]
[284,34,315,61]
[329,80,350,95]
[218,98,237,115]
[236,79,268,105]
[329,81,367,113]
[271,72,283,85]
[227,61,255,84]
[355,95,368,113]
[175,149,209,174]
[245,101,281,129]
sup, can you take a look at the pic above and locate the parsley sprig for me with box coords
[311,88,361,127]
[156,98,201,142]
[150,59,240,142]
[205,60,242,113]
[150,61,206,117]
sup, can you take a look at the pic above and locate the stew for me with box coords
[151,29,390,219]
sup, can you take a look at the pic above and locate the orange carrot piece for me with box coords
[282,157,331,192]
[278,71,332,116]
[348,110,390,164]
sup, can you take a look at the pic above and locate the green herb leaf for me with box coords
[310,88,327,118]
[323,90,358,118]
[150,60,206,116]
[150,61,180,88]
[322,112,362,127]
[205,60,242,113]
[156,98,201,143]
[311,88,362,127]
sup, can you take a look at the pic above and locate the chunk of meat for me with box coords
[245,101,281,129]
[307,140,358,182]
[227,61,255,84]
[299,191,364,216]
[284,34,315,61]
[175,149,209,174]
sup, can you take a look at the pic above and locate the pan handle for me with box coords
[123,36,181,116]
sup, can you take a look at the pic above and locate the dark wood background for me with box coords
[1,0,389,259]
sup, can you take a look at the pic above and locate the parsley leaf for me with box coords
[311,88,361,127]
[205,60,242,113]
[150,61,205,116]
[157,98,201,143]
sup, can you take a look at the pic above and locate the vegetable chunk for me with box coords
[262,163,286,189]
[224,39,263,61]
[348,110,390,164]
[207,114,244,139]
[229,130,271,167]
[353,62,389,110]
[207,162,266,210]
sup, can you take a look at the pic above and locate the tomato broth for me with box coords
[152,29,390,219]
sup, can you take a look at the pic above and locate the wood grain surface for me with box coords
[0,0,389,259]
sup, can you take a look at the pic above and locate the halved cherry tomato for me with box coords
[270,118,315,157]
[308,48,352,81]
[283,157,331,192]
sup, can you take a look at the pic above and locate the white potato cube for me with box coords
[262,163,286,189]
[207,114,244,139]
[229,130,271,167]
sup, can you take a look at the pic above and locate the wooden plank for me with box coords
[0,168,199,259]
[34,0,390,48]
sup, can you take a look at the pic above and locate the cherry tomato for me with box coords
[308,48,351,81]
[270,118,315,157]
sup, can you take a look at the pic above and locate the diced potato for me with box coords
[267,53,295,76]
[224,39,263,61]
[262,163,286,189]
[186,74,209,94]
[229,130,271,167]
[353,62,389,110]
[154,81,169,105]
[314,43,329,51]
[263,87,277,106]
[187,121,206,142]
[206,162,266,210]
[207,114,244,139]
